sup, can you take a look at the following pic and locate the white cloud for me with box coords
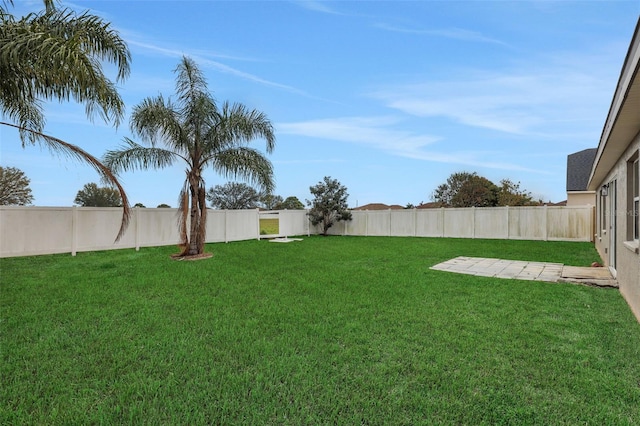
[375,23,509,46]
[291,0,342,15]
[277,116,539,172]
[126,39,308,95]
[370,55,617,139]
[278,115,438,152]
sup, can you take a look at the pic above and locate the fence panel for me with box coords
[508,207,547,240]
[225,209,260,241]
[277,210,310,237]
[416,209,444,237]
[0,205,593,258]
[343,211,366,235]
[474,207,509,239]
[0,207,73,257]
[366,210,391,236]
[75,207,137,252]
[205,210,228,243]
[444,208,474,238]
[547,206,594,241]
[390,210,416,236]
[137,208,183,247]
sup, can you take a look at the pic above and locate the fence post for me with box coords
[365,210,369,237]
[71,206,78,256]
[388,209,392,236]
[441,207,445,238]
[224,210,228,243]
[472,206,476,239]
[544,204,549,241]
[135,207,140,251]
[505,206,510,240]
[414,208,417,237]
[256,208,260,240]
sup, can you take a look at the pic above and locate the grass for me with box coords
[2,236,640,425]
[259,218,279,235]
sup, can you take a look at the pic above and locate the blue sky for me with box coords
[2,1,639,208]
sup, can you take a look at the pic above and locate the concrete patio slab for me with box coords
[430,256,618,288]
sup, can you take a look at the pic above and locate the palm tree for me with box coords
[105,56,276,257]
[0,0,131,239]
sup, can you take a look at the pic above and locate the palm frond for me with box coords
[208,101,275,154]
[0,4,129,138]
[174,56,210,108]
[129,96,195,156]
[210,146,275,193]
[103,137,181,174]
[1,121,131,241]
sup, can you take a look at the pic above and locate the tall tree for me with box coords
[433,172,537,207]
[105,56,275,257]
[260,193,284,210]
[0,166,34,205]
[307,176,352,235]
[207,182,261,210]
[278,196,305,210]
[0,0,131,238]
[451,174,498,207]
[497,179,537,206]
[74,182,122,207]
[432,172,477,207]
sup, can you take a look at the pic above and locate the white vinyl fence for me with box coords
[0,205,593,258]
[332,206,594,241]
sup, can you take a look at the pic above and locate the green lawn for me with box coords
[259,217,279,235]
[2,237,639,424]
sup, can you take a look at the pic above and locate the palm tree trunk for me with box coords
[188,182,201,255]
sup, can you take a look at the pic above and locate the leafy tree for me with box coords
[277,196,305,210]
[260,193,284,210]
[74,182,122,207]
[0,166,34,205]
[207,182,261,210]
[133,202,146,208]
[433,172,538,207]
[0,0,131,238]
[497,179,538,206]
[307,176,352,235]
[451,174,498,207]
[157,204,171,208]
[433,172,476,207]
[105,56,275,257]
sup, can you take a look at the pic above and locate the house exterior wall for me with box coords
[594,134,640,321]
[566,191,596,207]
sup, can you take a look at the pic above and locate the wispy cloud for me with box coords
[278,115,439,152]
[277,116,538,172]
[376,23,509,46]
[370,56,616,140]
[291,0,342,15]
[126,39,309,96]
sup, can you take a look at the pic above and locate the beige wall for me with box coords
[593,134,640,322]
[567,191,596,207]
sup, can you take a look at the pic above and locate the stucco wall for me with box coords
[566,191,596,207]
[594,134,640,322]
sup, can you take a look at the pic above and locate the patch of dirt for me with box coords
[170,252,214,261]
